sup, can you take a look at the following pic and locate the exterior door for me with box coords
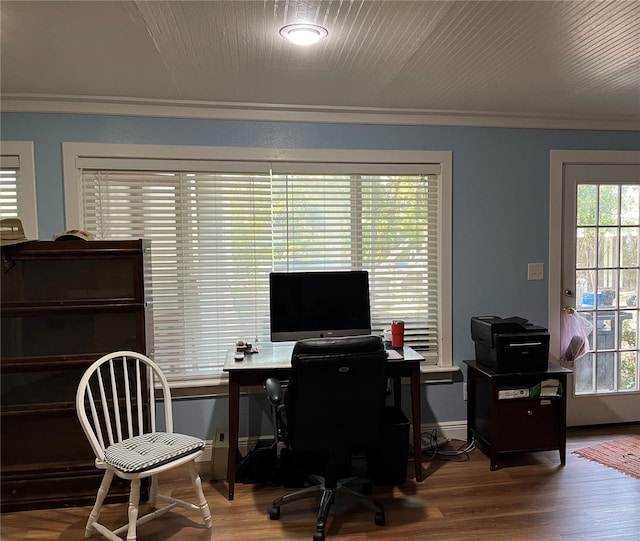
[550,151,640,426]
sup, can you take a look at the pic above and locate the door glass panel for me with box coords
[597,228,619,268]
[577,184,597,225]
[576,228,596,268]
[598,185,619,225]
[575,183,639,395]
[621,185,640,225]
[621,227,638,268]
[575,352,594,393]
[596,351,616,392]
[621,351,638,391]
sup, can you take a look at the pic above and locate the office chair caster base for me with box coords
[268,507,281,520]
[313,529,325,541]
[375,511,386,526]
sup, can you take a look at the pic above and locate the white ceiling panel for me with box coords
[1,0,638,124]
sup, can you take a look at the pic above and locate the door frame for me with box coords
[549,150,640,425]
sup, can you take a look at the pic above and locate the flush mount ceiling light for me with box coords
[279,23,328,46]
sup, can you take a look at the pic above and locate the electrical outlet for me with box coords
[528,262,544,281]
[422,437,451,452]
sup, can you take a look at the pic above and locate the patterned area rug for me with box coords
[573,435,640,480]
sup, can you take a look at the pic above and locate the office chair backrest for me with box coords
[286,335,388,453]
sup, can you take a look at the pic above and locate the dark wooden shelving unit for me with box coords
[1,240,152,512]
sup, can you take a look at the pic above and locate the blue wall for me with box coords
[2,111,639,439]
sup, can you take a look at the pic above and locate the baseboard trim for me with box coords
[423,420,468,444]
[197,420,468,463]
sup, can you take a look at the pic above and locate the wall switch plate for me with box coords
[528,262,544,280]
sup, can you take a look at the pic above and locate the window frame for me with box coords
[62,143,453,386]
[0,141,38,238]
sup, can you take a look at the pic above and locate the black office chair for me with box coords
[264,335,388,541]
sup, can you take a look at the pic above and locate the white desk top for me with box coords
[223,341,424,372]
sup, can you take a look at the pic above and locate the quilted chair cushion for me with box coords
[104,432,205,473]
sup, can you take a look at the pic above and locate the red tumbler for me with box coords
[391,320,404,348]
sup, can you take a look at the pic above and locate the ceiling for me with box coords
[1,0,639,128]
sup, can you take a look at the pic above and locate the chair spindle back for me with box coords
[76,351,173,462]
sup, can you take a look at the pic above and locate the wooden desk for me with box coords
[223,343,425,500]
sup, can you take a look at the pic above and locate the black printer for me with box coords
[471,316,550,373]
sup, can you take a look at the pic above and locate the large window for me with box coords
[63,144,452,385]
[0,141,38,237]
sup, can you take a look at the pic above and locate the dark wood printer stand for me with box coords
[464,360,572,471]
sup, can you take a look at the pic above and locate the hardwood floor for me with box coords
[2,424,638,541]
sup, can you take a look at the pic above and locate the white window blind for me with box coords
[0,142,38,237]
[271,165,439,353]
[79,166,272,382]
[0,156,21,218]
[76,156,444,384]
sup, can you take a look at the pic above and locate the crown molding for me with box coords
[2,94,639,131]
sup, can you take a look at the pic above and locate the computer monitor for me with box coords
[269,270,371,342]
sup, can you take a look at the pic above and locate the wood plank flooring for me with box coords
[2,424,639,541]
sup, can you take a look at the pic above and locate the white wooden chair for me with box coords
[76,351,212,541]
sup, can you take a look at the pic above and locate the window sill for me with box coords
[166,375,230,399]
[420,364,461,383]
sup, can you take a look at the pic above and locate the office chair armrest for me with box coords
[264,377,284,405]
